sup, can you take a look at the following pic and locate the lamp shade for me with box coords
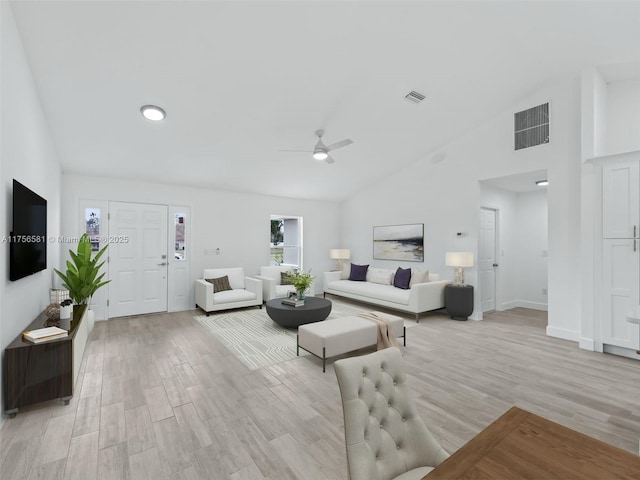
[330,249,351,260]
[445,252,474,267]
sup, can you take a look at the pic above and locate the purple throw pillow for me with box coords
[348,263,369,281]
[393,267,412,289]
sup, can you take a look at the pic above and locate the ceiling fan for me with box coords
[280,129,353,164]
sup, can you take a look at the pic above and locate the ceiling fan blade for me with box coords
[326,138,353,152]
[278,149,312,153]
[324,155,336,164]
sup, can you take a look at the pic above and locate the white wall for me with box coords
[515,190,548,310]
[607,80,640,155]
[1,3,62,415]
[582,67,640,159]
[341,79,580,335]
[61,174,341,314]
[581,67,605,160]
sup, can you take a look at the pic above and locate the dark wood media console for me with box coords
[3,304,89,417]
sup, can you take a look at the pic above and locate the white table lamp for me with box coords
[330,249,350,271]
[445,252,474,286]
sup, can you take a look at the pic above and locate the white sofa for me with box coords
[323,269,450,322]
[254,264,299,302]
[195,267,263,316]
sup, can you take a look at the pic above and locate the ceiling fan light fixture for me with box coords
[313,150,328,161]
[140,105,166,121]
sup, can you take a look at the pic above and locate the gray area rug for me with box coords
[194,297,420,370]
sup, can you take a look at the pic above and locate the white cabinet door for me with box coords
[602,160,639,239]
[602,239,640,350]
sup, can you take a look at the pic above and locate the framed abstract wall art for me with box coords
[373,223,424,262]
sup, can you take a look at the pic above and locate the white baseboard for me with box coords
[578,339,605,352]
[579,337,595,350]
[546,325,579,342]
[498,300,548,311]
[517,300,548,311]
[497,301,518,311]
[468,311,482,321]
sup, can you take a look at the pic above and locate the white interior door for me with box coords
[602,238,640,350]
[480,207,498,312]
[109,202,168,318]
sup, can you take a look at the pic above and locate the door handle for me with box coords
[158,262,167,266]
[493,263,499,267]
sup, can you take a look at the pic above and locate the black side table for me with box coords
[445,284,474,321]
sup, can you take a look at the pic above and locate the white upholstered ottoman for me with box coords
[297,312,406,372]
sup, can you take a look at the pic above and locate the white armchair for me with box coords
[195,267,262,316]
[254,264,305,302]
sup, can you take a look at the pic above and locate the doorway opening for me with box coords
[479,169,548,318]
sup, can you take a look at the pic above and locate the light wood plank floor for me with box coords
[2,301,639,479]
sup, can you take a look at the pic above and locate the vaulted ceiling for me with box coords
[10,1,640,201]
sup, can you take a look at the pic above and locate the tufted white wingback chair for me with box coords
[334,348,449,480]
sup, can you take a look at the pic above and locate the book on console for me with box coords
[22,326,68,343]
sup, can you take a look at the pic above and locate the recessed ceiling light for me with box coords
[140,105,166,121]
[536,180,549,186]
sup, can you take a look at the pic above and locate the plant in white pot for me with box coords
[54,233,109,327]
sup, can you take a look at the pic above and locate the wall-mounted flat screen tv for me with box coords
[10,179,47,281]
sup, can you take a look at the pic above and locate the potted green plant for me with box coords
[290,270,315,301]
[54,233,110,306]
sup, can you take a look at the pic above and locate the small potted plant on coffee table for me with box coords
[290,270,315,302]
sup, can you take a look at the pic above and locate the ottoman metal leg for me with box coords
[322,347,326,373]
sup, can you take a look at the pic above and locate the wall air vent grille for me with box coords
[405,91,426,103]
[514,102,549,150]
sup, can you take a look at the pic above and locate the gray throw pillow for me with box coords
[281,271,294,285]
[206,275,232,293]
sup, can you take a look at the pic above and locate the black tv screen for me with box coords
[9,179,47,281]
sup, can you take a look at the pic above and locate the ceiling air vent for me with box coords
[514,102,549,150]
[405,91,426,104]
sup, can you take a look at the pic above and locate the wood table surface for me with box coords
[424,406,640,480]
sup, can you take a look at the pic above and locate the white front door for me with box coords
[480,207,498,312]
[108,202,168,317]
